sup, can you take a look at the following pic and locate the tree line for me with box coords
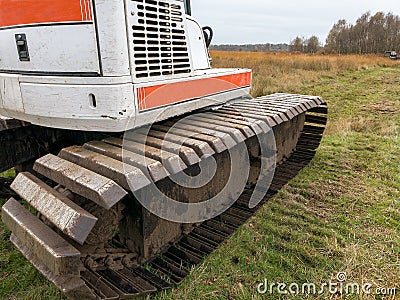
[325,12,400,54]
[289,36,322,53]
[210,11,399,55]
[210,43,289,52]
[289,11,400,54]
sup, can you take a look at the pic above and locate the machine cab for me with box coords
[0,0,251,132]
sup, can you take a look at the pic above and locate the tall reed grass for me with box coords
[211,51,398,97]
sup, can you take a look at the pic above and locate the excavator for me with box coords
[0,0,328,298]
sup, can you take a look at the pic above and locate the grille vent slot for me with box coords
[130,0,191,79]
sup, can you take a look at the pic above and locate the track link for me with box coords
[1,94,327,299]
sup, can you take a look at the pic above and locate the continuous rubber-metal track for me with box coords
[2,94,327,299]
[0,116,67,175]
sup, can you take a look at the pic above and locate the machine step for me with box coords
[10,172,97,244]
[177,117,247,143]
[33,154,127,210]
[59,146,151,192]
[124,132,201,166]
[103,137,186,175]
[164,120,237,149]
[149,125,223,154]
[83,140,169,182]
[196,112,260,136]
[2,198,81,276]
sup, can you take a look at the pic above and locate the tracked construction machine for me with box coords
[0,0,328,298]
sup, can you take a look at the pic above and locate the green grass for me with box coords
[0,170,15,179]
[151,67,400,299]
[0,66,399,299]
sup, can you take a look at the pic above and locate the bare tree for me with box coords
[325,11,400,54]
[325,19,349,54]
[290,36,305,52]
[306,36,320,53]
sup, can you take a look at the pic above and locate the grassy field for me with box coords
[1,52,399,299]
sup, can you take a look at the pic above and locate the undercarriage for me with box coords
[1,93,327,299]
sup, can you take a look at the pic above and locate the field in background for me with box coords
[0,53,399,299]
[212,51,398,97]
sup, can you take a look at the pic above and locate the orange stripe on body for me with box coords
[0,0,92,28]
[87,0,93,21]
[137,72,251,111]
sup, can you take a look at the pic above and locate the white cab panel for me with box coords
[95,0,131,76]
[0,68,250,132]
[0,24,100,74]
[12,82,136,132]
[0,0,251,132]
[186,17,210,70]
[0,74,24,114]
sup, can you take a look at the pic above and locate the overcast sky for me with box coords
[191,0,399,45]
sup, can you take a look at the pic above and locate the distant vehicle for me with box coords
[384,51,399,60]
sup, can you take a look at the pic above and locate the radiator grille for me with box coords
[130,0,191,79]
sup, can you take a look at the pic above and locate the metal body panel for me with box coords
[95,0,131,76]
[0,85,4,116]
[0,0,249,132]
[0,24,100,74]
[135,69,251,111]
[186,16,210,70]
[0,0,93,28]
[0,68,250,132]
[0,74,24,114]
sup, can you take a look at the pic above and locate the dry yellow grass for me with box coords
[196,51,400,300]
[211,51,399,97]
